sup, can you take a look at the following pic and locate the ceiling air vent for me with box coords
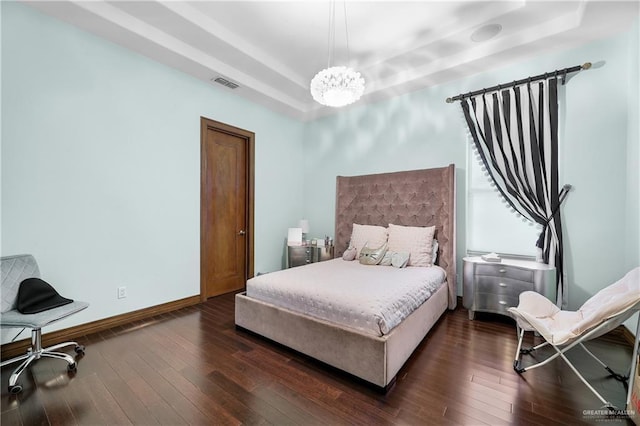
[212,76,239,89]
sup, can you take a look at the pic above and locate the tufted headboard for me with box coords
[335,164,457,309]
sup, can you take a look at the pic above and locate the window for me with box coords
[466,141,540,256]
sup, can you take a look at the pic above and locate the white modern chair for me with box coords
[508,267,640,409]
[1,254,89,394]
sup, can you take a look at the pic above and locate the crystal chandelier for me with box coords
[310,1,365,108]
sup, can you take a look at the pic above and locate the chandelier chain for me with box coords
[343,0,350,65]
[310,0,365,107]
[326,0,351,67]
[327,0,335,68]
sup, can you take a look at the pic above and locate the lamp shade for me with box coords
[299,219,310,234]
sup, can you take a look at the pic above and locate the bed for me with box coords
[235,164,456,389]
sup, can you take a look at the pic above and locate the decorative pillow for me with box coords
[391,252,410,268]
[432,239,439,264]
[358,243,388,265]
[379,251,393,266]
[17,278,73,314]
[387,224,436,267]
[342,246,357,261]
[350,223,388,258]
[379,251,411,267]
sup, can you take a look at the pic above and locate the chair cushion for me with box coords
[1,301,89,329]
[510,267,640,345]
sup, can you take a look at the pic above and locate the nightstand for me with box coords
[287,245,334,268]
[462,256,556,320]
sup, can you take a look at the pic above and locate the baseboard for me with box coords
[1,295,201,360]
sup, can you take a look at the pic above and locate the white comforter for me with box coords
[246,258,446,336]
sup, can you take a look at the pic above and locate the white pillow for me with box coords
[387,224,436,267]
[432,239,439,264]
[349,224,388,258]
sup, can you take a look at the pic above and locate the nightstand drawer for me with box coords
[288,246,312,267]
[475,293,519,315]
[313,246,334,262]
[475,263,534,282]
[475,276,533,297]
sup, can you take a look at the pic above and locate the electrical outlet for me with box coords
[117,286,127,299]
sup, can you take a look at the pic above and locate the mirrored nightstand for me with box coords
[462,256,556,320]
[287,245,334,268]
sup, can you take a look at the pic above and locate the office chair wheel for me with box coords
[74,345,85,355]
[8,384,22,394]
[67,362,77,372]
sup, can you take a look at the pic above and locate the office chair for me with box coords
[508,267,640,409]
[1,254,89,394]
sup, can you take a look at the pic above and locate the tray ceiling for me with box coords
[25,1,639,120]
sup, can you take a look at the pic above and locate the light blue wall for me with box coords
[302,84,468,293]
[2,2,638,342]
[303,21,640,309]
[555,32,634,308]
[1,2,304,340]
[626,19,640,271]
[624,19,639,335]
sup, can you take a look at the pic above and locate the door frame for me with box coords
[200,117,255,301]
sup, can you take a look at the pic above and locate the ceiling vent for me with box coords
[212,76,239,89]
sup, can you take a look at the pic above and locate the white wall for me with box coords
[1,3,304,342]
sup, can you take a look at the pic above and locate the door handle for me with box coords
[238,230,246,236]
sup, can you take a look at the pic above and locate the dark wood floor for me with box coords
[1,293,635,425]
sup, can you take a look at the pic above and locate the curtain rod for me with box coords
[445,62,591,104]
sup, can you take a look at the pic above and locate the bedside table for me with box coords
[462,256,556,320]
[287,245,334,268]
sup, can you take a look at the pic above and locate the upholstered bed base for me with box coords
[235,282,448,388]
[235,165,456,389]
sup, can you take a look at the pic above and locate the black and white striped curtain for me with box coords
[461,78,567,307]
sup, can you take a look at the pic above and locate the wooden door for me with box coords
[201,118,254,299]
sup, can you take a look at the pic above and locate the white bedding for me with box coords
[246,259,446,336]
